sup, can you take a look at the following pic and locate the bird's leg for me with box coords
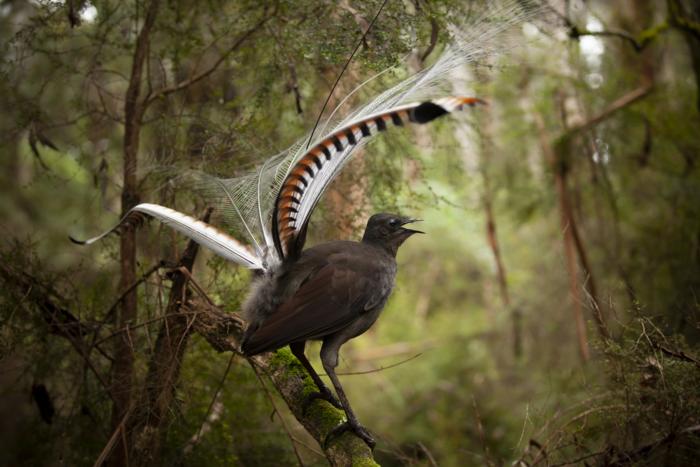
[289,341,342,411]
[320,340,376,450]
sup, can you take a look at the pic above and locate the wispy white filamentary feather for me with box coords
[72,1,545,271]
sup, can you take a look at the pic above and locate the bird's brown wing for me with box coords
[241,262,384,355]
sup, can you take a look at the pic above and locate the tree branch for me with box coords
[668,0,700,38]
[569,25,668,53]
[545,2,669,52]
[145,13,271,106]
[551,424,700,466]
[532,84,653,346]
[652,341,700,369]
[127,208,212,466]
[534,112,591,362]
[566,83,653,136]
[112,1,162,465]
[189,301,379,467]
[0,264,115,401]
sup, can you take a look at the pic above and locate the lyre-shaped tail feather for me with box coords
[273,96,485,259]
[70,203,263,269]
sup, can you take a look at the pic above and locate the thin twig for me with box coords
[146,12,272,105]
[472,396,494,467]
[92,310,200,347]
[417,441,438,467]
[543,1,666,52]
[420,17,440,63]
[173,266,216,306]
[323,352,423,376]
[184,353,236,454]
[304,0,389,150]
[567,84,653,136]
[570,28,647,52]
[653,342,700,369]
[0,264,117,401]
[548,448,609,467]
[251,363,306,467]
[530,404,626,466]
[98,262,166,330]
[290,435,325,458]
[93,404,134,467]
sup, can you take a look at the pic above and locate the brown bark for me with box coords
[557,174,591,362]
[555,97,610,343]
[567,206,609,341]
[566,84,652,137]
[104,4,270,464]
[534,113,590,362]
[530,84,652,358]
[556,87,654,340]
[110,1,161,465]
[484,195,509,309]
[484,192,522,357]
[478,117,519,356]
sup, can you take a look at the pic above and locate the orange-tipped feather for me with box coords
[272,96,485,259]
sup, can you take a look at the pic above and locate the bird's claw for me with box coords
[323,420,376,450]
[302,389,343,414]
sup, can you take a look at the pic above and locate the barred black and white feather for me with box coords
[272,97,485,259]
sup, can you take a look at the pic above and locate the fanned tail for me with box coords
[273,96,485,258]
[71,203,263,269]
[72,1,544,268]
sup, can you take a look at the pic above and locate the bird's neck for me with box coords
[362,237,399,258]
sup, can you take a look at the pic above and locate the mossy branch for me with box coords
[189,300,379,467]
[564,0,700,53]
[668,0,700,37]
[569,24,669,53]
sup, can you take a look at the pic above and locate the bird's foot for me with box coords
[302,388,343,414]
[323,420,376,450]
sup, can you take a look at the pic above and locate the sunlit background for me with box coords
[1,0,699,465]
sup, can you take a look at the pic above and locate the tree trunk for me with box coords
[534,113,591,362]
[109,1,161,465]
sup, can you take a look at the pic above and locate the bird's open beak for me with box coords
[401,218,424,235]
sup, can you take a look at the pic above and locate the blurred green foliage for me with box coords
[1,0,699,466]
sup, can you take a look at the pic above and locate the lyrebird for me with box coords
[72,96,483,448]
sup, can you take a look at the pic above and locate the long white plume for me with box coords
[71,203,263,269]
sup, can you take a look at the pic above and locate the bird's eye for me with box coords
[388,218,399,227]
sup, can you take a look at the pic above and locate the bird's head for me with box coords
[362,213,423,255]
